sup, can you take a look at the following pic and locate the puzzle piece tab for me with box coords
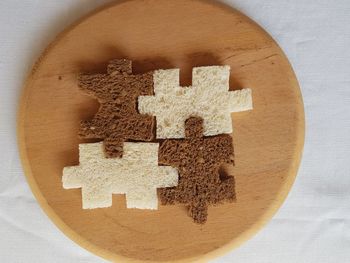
[63,142,178,210]
[159,117,236,224]
[78,59,154,158]
[138,65,252,139]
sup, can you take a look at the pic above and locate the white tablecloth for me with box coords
[1,0,349,262]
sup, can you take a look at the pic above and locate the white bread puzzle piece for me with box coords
[62,142,178,209]
[138,65,252,139]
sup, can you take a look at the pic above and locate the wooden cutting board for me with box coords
[17,0,304,262]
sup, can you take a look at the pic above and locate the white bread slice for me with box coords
[62,142,178,210]
[138,65,253,139]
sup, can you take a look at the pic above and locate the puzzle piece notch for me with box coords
[158,117,236,224]
[138,65,252,139]
[78,59,154,158]
[63,142,178,210]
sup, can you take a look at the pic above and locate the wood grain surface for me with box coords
[17,0,304,262]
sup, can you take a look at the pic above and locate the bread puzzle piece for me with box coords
[138,65,252,139]
[159,117,236,224]
[62,142,178,210]
[78,59,154,158]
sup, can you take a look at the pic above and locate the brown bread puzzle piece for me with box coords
[159,117,236,224]
[78,59,154,157]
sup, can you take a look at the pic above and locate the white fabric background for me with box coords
[0,0,349,262]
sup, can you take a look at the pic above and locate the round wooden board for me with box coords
[18,0,304,262]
